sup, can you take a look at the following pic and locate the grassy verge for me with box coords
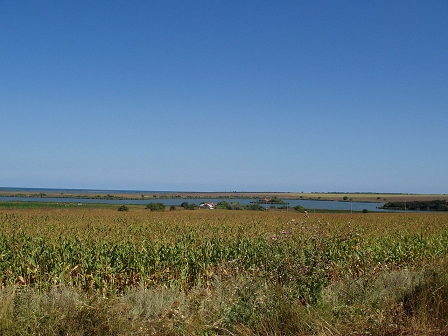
[1,259,447,335]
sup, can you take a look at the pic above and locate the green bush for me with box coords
[117,205,129,212]
[244,203,266,211]
[187,203,197,210]
[216,201,229,209]
[293,205,306,213]
[146,202,165,211]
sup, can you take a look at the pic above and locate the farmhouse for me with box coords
[199,202,216,209]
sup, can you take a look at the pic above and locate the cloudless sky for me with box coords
[1,1,447,193]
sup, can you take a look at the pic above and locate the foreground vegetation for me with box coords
[0,207,447,335]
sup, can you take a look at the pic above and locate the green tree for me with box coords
[245,203,265,211]
[187,203,197,210]
[229,202,242,210]
[216,201,229,209]
[146,202,165,211]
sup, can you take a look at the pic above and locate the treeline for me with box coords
[144,201,307,212]
[381,200,448,211]
[145,201,271,211]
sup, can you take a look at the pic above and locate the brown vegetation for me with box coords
[0,208,447,334]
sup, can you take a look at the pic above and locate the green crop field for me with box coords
[1,207,447,335]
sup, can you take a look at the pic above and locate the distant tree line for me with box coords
[143,201,308,212]
[255,197,286,204]
[215,201,306,212]
[381,200,448,211]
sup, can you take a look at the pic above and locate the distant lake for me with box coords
[0,196,387,212]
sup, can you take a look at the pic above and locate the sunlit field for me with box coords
[1,207,447,335]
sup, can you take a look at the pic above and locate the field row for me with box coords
[1,210,447,299]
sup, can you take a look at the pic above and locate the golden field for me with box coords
[1,207,447,335]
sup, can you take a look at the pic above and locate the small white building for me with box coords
[199,202,216,209]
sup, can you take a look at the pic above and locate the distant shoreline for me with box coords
[0,188,446,203]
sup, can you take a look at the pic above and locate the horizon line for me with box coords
[0,187,444,195]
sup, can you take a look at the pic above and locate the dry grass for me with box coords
[0,279,343,335]
[1,264,447,335]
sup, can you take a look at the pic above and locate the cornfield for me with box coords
[1,207,448,334]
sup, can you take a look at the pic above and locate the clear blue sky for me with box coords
[1,1,447,193]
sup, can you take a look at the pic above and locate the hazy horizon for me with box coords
[1,186,445,195]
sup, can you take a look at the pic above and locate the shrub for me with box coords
[216,201,229,209]
[293,205,306,213]
[244,203,266,211]
[117,205,129,212]
[146,202,165,211]
[187,203,197,210]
